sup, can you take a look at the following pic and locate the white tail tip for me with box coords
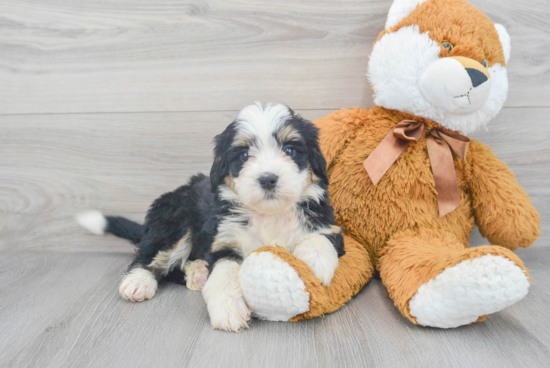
[76,210,108,235]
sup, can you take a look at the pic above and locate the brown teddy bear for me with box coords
[239,0,540,328]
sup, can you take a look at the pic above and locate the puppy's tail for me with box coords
[76,210,143,246]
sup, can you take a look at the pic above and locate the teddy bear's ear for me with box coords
[494,23,511,63]
[385,0,429,29]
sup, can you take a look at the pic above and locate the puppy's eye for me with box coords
[240,151,249,162]
[284,147,295,157]
[441,42,453,52]
[481,59,488,68]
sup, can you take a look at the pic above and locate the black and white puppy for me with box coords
[77,102,344,332]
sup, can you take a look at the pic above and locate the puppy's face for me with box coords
[211,103,327,214]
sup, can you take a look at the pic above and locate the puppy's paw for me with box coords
[184,259,209,291]
[207,294,252,332]
[293,235,338,286]
[202,260,251,332]
[119,268,158,302]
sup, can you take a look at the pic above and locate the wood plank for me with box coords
[0,253,130,365]
[2,249,549,367]
[0,252,210,368]
[1,0,549,115]
[0,107,547,252]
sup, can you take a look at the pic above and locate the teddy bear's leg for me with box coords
[239,234,373,322]
[378,229,531,328]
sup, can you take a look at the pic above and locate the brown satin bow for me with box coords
[363,120,470,217]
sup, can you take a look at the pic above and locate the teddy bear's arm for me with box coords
[313,109,366,168]
[467,139,540,250]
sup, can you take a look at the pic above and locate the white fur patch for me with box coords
[409,254,530,328]
[292,234,339,286]
[236,102,292,141]
[385,0,428,29]
[119,268,158,302]
[214,198,336,260]
[76,210,107,235]
[240,251,310,321]
[368,25,508,134]
[165,235,192,273]
[202,260,251,332]
[495,23,511,63]
[300,183,325,204]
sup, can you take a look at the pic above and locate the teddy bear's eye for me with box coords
[441,42,453,52]
[481,59,488,68]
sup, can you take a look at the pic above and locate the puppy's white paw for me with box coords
[202,260,251,332]
[293,235,338,286]
[119,268,158,302]
[184,259,209,291]
[207,294,251,332]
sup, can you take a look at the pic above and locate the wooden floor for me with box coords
[1,0,549,367]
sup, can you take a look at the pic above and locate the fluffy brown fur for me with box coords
[310,102,539,324]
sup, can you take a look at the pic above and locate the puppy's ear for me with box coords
[290,113,329,188]
[210,122,237,191]
[306,130,329,189]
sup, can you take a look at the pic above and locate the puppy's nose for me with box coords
[258,174,278,190]
[466,68,488,88]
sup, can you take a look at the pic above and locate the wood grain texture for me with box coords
[1,249,549,368]
[1,0,549,115]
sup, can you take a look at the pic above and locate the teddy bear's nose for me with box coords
[466,68,488,88]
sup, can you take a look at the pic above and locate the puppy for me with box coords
[77,102,344,332]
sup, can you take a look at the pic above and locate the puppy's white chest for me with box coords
[244,210,306,254]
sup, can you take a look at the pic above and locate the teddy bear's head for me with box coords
[367,0,511,134]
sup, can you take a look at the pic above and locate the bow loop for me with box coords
[393,120,425,142]
[363,120,470,217]
[428,128,470,161]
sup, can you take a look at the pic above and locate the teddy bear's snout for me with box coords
[419,56,492,115]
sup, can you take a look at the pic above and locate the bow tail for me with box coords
[426,135,462,218]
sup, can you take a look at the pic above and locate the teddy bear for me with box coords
[238,0,540,328]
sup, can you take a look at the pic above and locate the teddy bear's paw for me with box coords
[239,251,310,321]
[119,268,158,302]
[409,254,530,328]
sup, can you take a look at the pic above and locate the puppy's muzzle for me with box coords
[258,173,278,191]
